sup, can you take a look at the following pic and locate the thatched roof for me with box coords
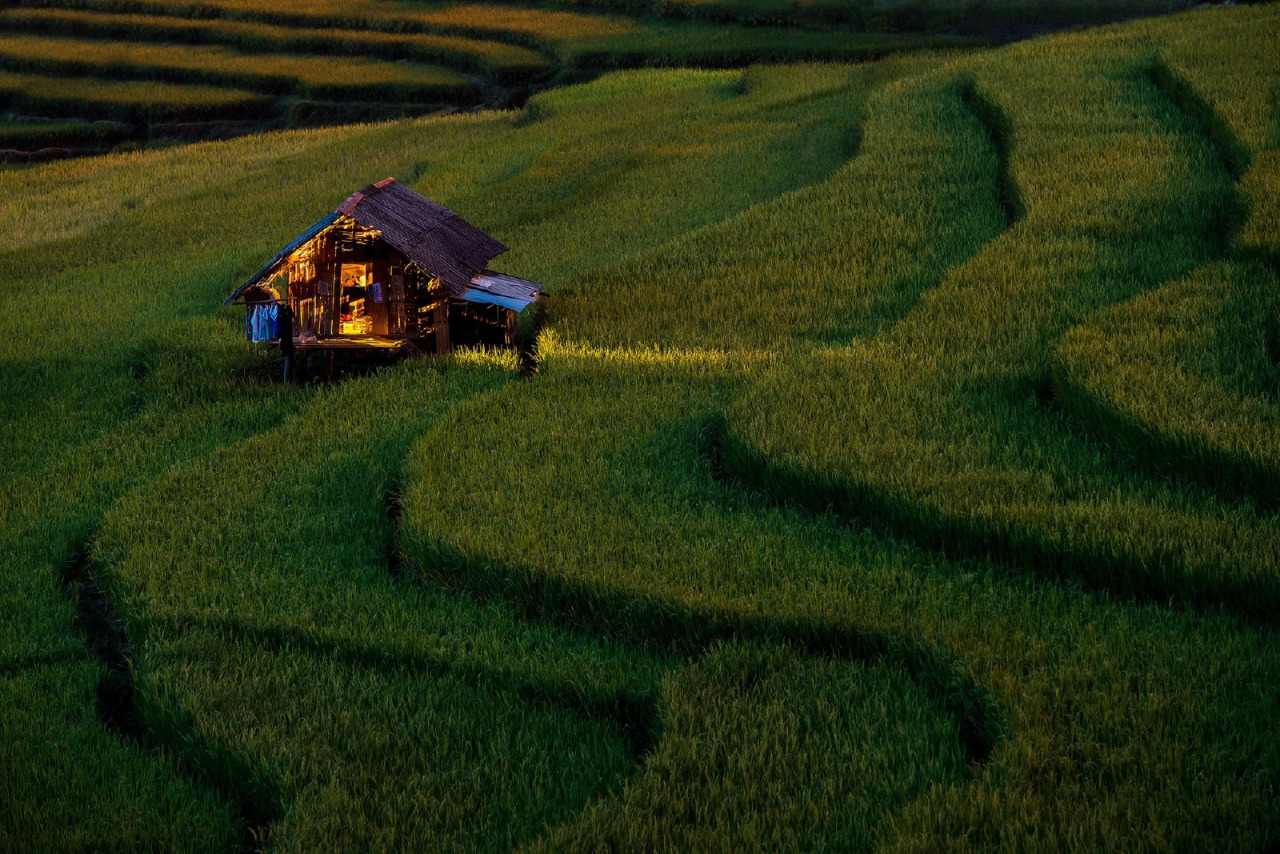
[337,178,508,295]
[226,179,536,307]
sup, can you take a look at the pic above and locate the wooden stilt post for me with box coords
[434,304,450,354]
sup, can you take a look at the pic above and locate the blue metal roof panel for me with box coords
[459,288,535,312]
[223,211,341,305]
[469,271,542,301]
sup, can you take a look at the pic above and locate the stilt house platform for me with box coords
[225,178,542,358]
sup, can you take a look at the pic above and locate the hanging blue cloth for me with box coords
[370,281,384,304]
[251,306,265,342]
[249,304,279,342]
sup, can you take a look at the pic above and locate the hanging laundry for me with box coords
[370,280,384,304]
[250,304,280,342]
[265,302,279,339]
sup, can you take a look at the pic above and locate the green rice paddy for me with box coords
[0,8,553,81]
[0,68,271,121]
[0,0,994,151]
[0,33,475,100]
[1,3,1278,850]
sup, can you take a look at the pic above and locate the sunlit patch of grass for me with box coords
[553,63,1005,348]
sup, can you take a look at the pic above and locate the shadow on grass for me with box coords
[960,78,1023,228]
[1045,61,1277,510]
[60,543,282,854]
[406,534,1002,767]
[143,611,661,761]
[707,409,1280,625]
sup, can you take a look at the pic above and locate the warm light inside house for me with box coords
[228,178,541,362]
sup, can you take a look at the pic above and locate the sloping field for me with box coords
[0,0,982,154]
[1,5,1278,850]
[9,0,645,42]
[0,0,1195,157]
[0,33,474,100]
[0,69,271,120]
[0,7,553,81]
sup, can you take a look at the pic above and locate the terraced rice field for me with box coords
[0,8,553,81]
[0,68,271,120]
[0,0,1178,155]
[2,3,1278,850]
[0,33,474,100]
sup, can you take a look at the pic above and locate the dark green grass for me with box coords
[0,113,526,844]
[0,33,475,102]
[0,0,986,141]
[400,346,1280,848]
[0,68,272,121]
[535,640,969,851]
[0,64,893,846]
[722,33,1280,618]
[1138,5,1280,156]
[141,628,639,852]
[0,0,985,84]
[417,64,884,286]
[1,6,1279,849]
[0,662,239,851]
[1046,59,1279,508]
[552,22,982,70]
[92,357,653,850]
[92,347,975,848]
[0,117,128,148]
[1053,258,1279,508]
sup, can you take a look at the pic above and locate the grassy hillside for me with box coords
[2,4,1279,850]
[0,0,1200,154]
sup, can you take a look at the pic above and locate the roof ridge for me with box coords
[337,177,397,215]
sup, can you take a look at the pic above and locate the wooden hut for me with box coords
[225,178,541,359]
